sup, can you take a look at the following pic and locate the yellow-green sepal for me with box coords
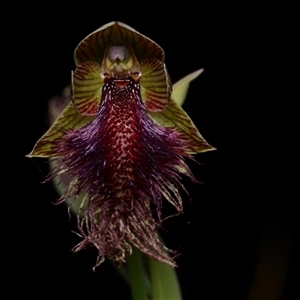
[26,102,93,158]
[148,99,215,154]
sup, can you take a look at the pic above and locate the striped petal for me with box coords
[74,21,164,67]
[140,59,171,112]
[73,61,103,116]
[26,102,93,158]
[147,99,215,154]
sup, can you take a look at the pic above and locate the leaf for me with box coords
[172,69,204,106]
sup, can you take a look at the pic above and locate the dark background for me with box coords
[10,4,296,300]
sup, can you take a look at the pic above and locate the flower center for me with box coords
[101,44,141,82]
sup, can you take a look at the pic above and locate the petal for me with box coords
[26,102,93,158]
[140,59,172,112]
[74,21,164,67]
[147,99,215,154]
[73,61,103,116]
[172,69,204,106]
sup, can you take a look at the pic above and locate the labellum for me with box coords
[27,21,215,268]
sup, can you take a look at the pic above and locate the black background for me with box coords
[10,4,296,300]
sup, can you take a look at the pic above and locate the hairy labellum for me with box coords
[53,76,194,266]
[27,21,215,268]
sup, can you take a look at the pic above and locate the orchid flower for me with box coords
[27,21,215,270]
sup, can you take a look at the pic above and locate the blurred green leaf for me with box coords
[172,69,204,106]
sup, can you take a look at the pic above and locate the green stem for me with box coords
[126,247,150,300]
[147,256,182,300]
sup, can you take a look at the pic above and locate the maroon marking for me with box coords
[114,80,130,88]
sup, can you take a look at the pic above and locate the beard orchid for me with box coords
[27,21,215,268]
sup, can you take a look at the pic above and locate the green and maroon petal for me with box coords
[26,102,93,158]
[74,21,164,67]
[140,59,171,112]
[147,99,215,154]
[73,61,103,116]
